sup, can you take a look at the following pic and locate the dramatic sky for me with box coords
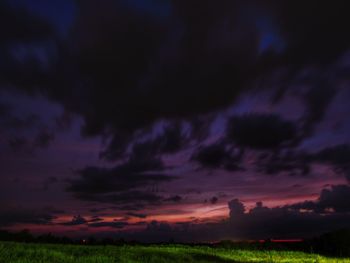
[1,0,350,242]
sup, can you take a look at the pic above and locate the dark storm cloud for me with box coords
[210,196,218,204]
[226,185,350,239]
[0,206,55,227]
[2,0,350,239]
[60,215,87,226]
[63,0,171,134]
[7,136,29,152]
[127,212,147,219]
[299,79,336,139]
[164,195,182,203]
[2,1,349,126]
[100,122,186,161]
[192,143,229,169]
[0,112,40,131]
[75,190,163,206]
[98,132,131,161]
[0,102,9,116]
[42,176,58,191]
[192,142,243,171]
[0,2,55,90]
[118,204,146,211]
[89,221,128,229]
[2,0,348,161]
[139,123,185,154]
[67,156,174,196]
[288,185,350,213]
[191,114,316,175]
[188,116,213,142]
[225,198,350,239]
[312,144,350,181]
[252,143,350,178]
[89,208,107,213]
[34,130,55,148]
[0,2,53,45]
[1,0,261,161]
[227,113,297,150]
[273,1,350,65]
[43,206,64,215]
[192,109,341,175]
[141,129,188,161]
[228,199,245,218]
[255,150,310,176]
[7,131,55,153]
[89,217,103,223]
[54,110,73,131]
[0,102,55,151]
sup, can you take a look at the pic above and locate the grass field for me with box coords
[1,241,350,263]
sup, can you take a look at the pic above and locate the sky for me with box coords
[1,0,350,242]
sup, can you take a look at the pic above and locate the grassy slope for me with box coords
[1,242,350,263]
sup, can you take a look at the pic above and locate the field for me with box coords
[1,242,350,263]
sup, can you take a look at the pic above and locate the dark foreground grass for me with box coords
[1,241,349,263]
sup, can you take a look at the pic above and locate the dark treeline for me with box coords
[0,229,349,258]
[0,229,128,246]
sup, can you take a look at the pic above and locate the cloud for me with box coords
[7,136,29,152]
[7,131,55,153]
[2,1,349,136]
[0,102,55,152]
[60,215,130,227]
[192,142,243,171]
[164,195,182,203]
[101,122,187,161]
[0,102,10,117]
[54,110,73,131]
[312,144,350,181]
[0,2,53,45]
[226,185,350,239]
[89,216,103,223]
[299,79,336,139]
[127,212,147,219]
[288,185,350,213]
[2,0,348,166]
[0,2,55,90]
[67,156,175,200]
[2,1,350,238]
[118,204,146,211]
[89,221,128,229]
[225,199,350,239]
[210,196,218,204]
[0,0,261,162]
[0,205,55,227]
[42,206,64,215]
[255,150,310,176]
[0,112,40,131]
[60,215,87,226]
[274,1,350,65]
[191,114,303,173]
[34,130,55,148]
[42,176,58,191]
[227,113,297,150]
[228,199,245,218]
[75,190,163,206]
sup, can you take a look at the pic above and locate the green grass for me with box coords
[1,242,350,263]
